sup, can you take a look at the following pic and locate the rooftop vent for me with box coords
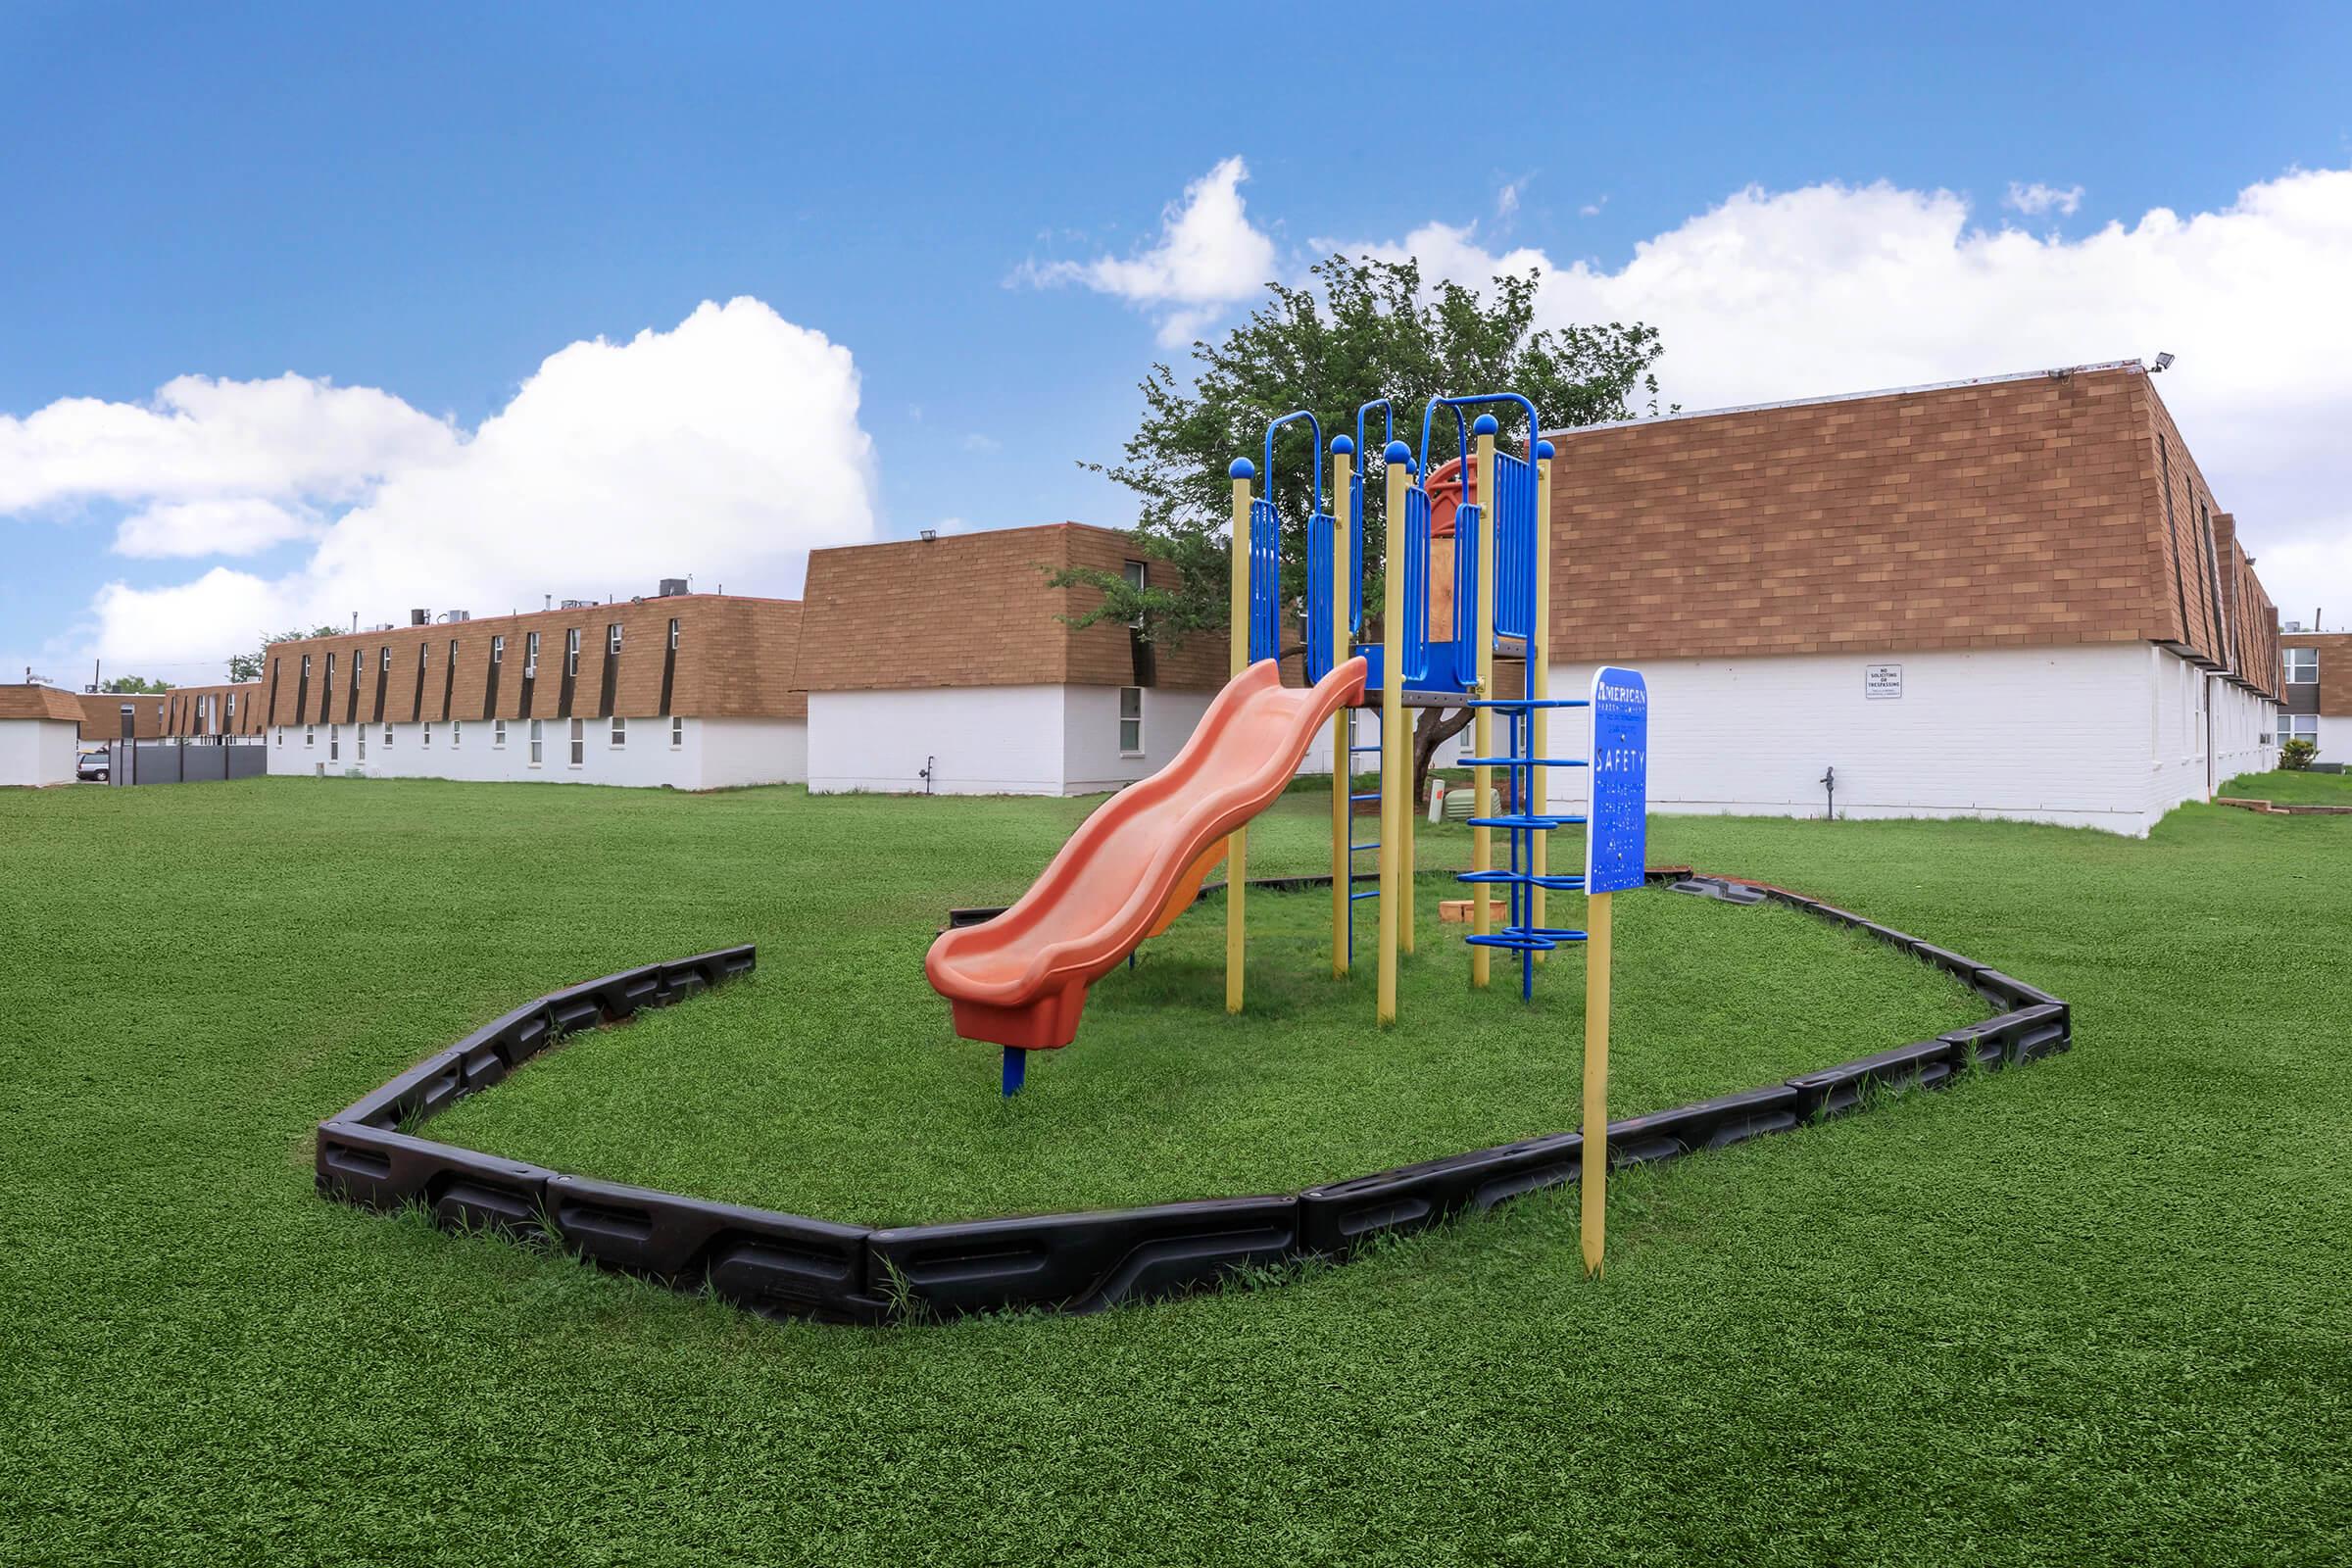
[410,609,430,626]
[658,577,688,598]
[438,610,471,623]
[560,598,596,611]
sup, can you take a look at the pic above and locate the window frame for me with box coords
[2277,712,2318,746]
[1123,560,1148,628]
[451,719,462,749]
[422,721,432,748]
[667,617,679,652]
[525,631,541,671]
[493,718,507,749]
[1117,685,1144,757]
[527,718,543,765]
[2284,648,2318,684]
[491,634,506,665]
[610,714,626,749]
[564,627,580,676]
[670,715,684,750]
[329,722,340,761]
[305,725,315,749]
[608,622,623,656]
[567,716,585,766]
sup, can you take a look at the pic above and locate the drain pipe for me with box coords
[1820,764,1837,820]
[920,756,935,796]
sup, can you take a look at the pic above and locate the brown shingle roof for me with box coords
[0,685,88,722]
[795,523,1224,693]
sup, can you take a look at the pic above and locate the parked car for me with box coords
[76,748,110,783]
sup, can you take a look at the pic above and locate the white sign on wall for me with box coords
[1864,663,1903,701]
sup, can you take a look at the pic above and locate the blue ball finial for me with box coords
[1229,457,1255,480]
[1331,435,1354,457]
[1383,440,1412,465]
[1536,439,1556,461]
[1471,414,1500,437]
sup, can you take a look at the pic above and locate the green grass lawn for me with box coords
[2222,765,2352,805]
[3,777,2347,1565]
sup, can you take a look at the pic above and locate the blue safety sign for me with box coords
[1585,666,1648,894]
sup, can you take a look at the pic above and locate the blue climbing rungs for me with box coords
[1463,697,1591,710]
[1455,756,1588,768]
[1348,791,1381,803]
[1350,841,1382,854]
[1348,743,1384,753]
[1348,889,1380,903]
[1466,812,1587,830]
[1459,868,1588,890]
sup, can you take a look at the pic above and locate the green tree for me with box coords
[229,625,342,684]
[1055,252,1668,799]
[98,675,172,693]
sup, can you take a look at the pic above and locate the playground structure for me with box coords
[925,391,1649,1270]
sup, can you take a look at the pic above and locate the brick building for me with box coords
[796,523,1226,794]
[1514,361,2282,833]
[256,588,807,788]
[76,691,165,742]
[2278,630,2350,763]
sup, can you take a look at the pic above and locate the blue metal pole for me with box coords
[1002,1046,1026,1097]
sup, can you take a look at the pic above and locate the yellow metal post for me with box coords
[1377,453,1405,1025]
[1531,446,1553,958]
[1401,714,1417,955]
[1330,443,1353,977]
[1470,427,1496,989]
[1581,889,1612,1276]
[1227,460,1252,1014]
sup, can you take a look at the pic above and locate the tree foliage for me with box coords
[1054,253,1667,642]
[229,626,342,684]
[98,675,172,693]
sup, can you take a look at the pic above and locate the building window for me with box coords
[423,722,433,747]
[448,639,458,671]
[302,654,312,677]
[380,646,391,672]
[382,723,392,747]
[667,617,679,651]
[525,631,541,673]
[419,644,429,671]
[610,715,626,748]
[528,719,543,765]
[329,723,340,761]
[226,693,236,722]
[1118,686,1144,756]
[305,725,315,749]
[2278,713,2318,748]
[324,653,335,686]
[1123,560,1148,627]
[357,726,365,760]
[609,622,623,656]
[2285,648,2318,683]
[276,727,284,747]
[568,716,585,765]
[493,718,507,749]
[492,635,506,665]
[565,627,580,676]
[452,719,463,748]
[670,715,684,749]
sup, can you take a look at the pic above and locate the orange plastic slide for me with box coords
[926,655,1369,1051]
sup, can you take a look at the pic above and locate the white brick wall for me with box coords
[264,715,806,788]
[1538,644,2274,836]
[0,718,78,787]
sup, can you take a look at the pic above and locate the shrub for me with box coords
[2280,737,2318,770]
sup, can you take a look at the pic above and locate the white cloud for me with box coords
[0,372,458,514]
[113,497,319,558]
[1496,181,1521,219]
[1341,166,2352,623]
[960,432,1001,454]
[1020,155,1277,345]
[64,298,877,669]
[2006,180,2084,217]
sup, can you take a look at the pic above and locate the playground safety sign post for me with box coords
[1582,665,1648,1276]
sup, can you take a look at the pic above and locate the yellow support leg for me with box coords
[1581,889,1612,1276]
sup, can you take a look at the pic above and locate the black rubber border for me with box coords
[316,870,2072,1325]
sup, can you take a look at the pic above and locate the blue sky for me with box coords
[6,1,2351,684]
